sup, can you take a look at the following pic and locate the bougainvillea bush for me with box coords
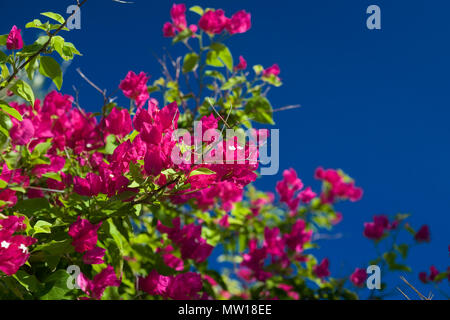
[0,2,448,300]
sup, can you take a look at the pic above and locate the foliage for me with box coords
[0,2,448,300]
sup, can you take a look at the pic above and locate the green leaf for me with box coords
[31,140,52,158]
[0,34,7,46]
[253,64,264,75]
[221,75,246,91]
[205,70,225,82]
[244,96,274,125]
[395,244,409,259]
[33,220,52,235]
[64,42,81,56]
[262,73,282,87]
[14,270,43,292]
[10,80,35,105]
[383,252,411,272]
[0,100,23,121]
[33,239,73,255]
[189,6,204,16]
[0,51,8,64]
[103,134,117,154]
[25,19,48,31]
[128,130,139,142]
[13,198,51,216]
[189,167,216,177]
[0,180,7,189]
[39,270,72,300]
[404,223,416,236]
[172,28,193,44]
[25,56,39,80]
[434,272,449,282]
[39,56,63,90]
[182,53,199,73]
[206,43,233,72]
[41,12,65,24]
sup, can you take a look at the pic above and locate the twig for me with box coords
[76,68,107,103]
[400,276,429,300]
[272,104,302,113]
[0,0,89,92]
[396,287,411,300]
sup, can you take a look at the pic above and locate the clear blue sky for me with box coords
[1,0,449,299]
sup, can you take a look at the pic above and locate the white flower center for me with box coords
[1,241,11,249]
[19,244,28,253]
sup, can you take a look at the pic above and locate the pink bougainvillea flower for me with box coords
[419,265,441,283]
[42,90,73,116]
[218,214,229,228]
[0,216,26,235]
[198,9,229,34]
[363,215,391,240]
[103,107,132,139]
[6,25,23,50]
[241,239,271,282]
[419,271,428,284]
[170,3,187,31]
[83,246,106,265]
[331,212,343,225]
[283,219,312,253]
[196,113,218,133]
[203,275,217,287]
[163,22,176,37]
[166,272,203,300]
[158,245,184,271]
[157,218,214,264]
[139,270,203,300]
[298,187,317,203]
[0,216,36,276]
[68,216,102,253]
[278,284,299,300]
[140,123,162,145]
[263,227,284,257]
[138,269,171,296]
[144,146,165,177]
[0,235,37,276]
[10,118,34,146]
[0,189,18,208]
[234,56,247,71]
[276,168,305,214]
[189,24,198,34]
[77,265,121,300]
[414,225,430,243]
[31,155,65,178]
[250,192,274,216]
[263,64,280,78]
[313,258,330,278]
[315,167,363,203]
[158,101,179,131]
[363,222,384,240]
[350,268,367,287]
[119,71,150,107]
[226,10,251,34]
[237,267,254,282]
[429,265,440,282]
[73,172,103,197]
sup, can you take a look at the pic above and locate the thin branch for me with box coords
[272,104,302,113]
[400,276,429,300]
[0,0,89,92]
[396,287,411,300]
[76,68,107,102]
